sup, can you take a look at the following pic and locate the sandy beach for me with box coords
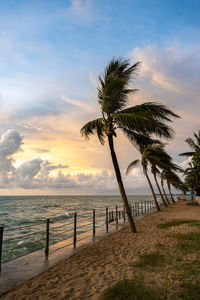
[1,200,200,300]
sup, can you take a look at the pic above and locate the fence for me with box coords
[0,200,155,271]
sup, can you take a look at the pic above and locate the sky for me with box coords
[0,0,199,195]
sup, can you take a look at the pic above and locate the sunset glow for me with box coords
[0,0,199,194]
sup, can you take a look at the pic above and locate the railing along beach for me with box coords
[0,200,155,271]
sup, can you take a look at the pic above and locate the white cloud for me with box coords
[69,0,92,17]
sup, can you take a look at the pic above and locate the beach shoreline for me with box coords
[1,200,199,300]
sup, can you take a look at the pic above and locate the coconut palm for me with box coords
[81,58,179,233]
[179,130,200,158]
[147,145,172,207]
[160,172,170,204]
[161,169,182,203]
[184,162,200,196]
[127,143,172,210]
[126,155,161,211]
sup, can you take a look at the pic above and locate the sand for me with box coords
[1,201,200,300]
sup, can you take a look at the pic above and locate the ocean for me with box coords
[0,195,155,263]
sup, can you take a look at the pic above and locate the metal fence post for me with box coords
[93,210,95,241]
[73,213,77,248]
[0,227,4,272]
[45,219,50,257]
[106,207,108,232]
[116,205,118,229]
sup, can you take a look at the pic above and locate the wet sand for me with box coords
[1,201,199,300]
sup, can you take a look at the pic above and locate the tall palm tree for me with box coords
[179,130,200,158]
[126,154,161,211]
[81,58,179,233]
[147,145,172,207]
[127,144,172,210]
[184,162,200,196]
[161,171,171,204]
[161,169,182,203]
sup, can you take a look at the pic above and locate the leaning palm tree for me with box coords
[161,171,171,204]
[81,58,179,233]
[146,145,172,207]
[184,161,200,196]
[179,130,200,158]
[127,143,172,210]
[161,169,182,203]
[126,152,161,211]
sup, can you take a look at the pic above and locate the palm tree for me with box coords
[147,145,172,207]
[161,169,182,203]
[127,143,172,210]
[161,171,171,204]
[81,57,179,233]
[184,162,200,196]
[179,130,200,158]
[126,153,161,211]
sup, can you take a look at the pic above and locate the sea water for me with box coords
[0,195,155,263]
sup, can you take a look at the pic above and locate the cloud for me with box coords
[133,46,200,100]
[0,129,23,157]
[69,0,92,18]
[62,96,94,111]
[131,46,200,144]
[0,129,146,193]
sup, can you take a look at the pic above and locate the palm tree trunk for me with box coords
[143,167,160,211]
[153,172,168,207]
[108,135,137,233]
[167,181,175,203]
[161,179,170,205]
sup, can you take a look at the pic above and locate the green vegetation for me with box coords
[177,281,200,300]
[171,232,200,254]
[99,280,163,300]
[179,130,200,196]
[100,219,200,300]
[133,252,165,268]
[158,220,200,229]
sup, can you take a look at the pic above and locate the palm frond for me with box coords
[121,102,180,122]
[80,118,105,145]
[193,130,200,146]
[121,128,162,151]
[149,121,175,140]
[185,138,198,151]
[126,159,141,175]
[97,58,140,114]
[179,151,195,157]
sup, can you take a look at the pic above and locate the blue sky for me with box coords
[0,0,199,194]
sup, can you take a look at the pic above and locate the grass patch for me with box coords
[189,221,200,227]
[172,232,200,254]
[177,281,200,300]
[157,220,200,229]
[181,259,200,276]
[133,252,166,268]
[99,279,163,300]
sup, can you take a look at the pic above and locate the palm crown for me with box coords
[179,130,200,157]
[81,58,179,144]
[81,57,180,232]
